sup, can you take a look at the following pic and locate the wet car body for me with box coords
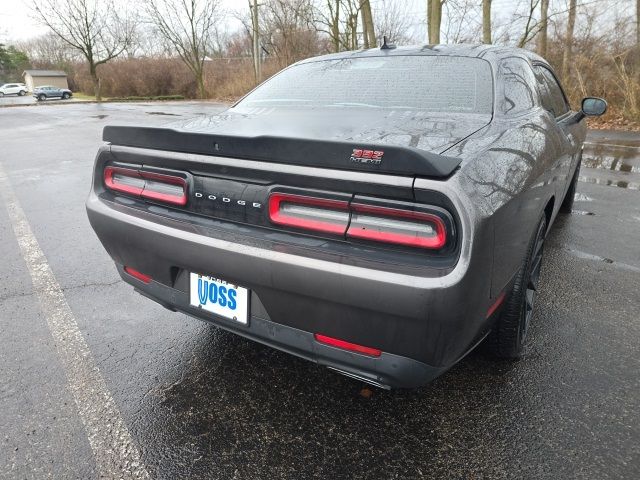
[87,45,591,388]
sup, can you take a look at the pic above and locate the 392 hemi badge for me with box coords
[350,148,384,165]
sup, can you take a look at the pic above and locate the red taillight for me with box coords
[268,193,349,234]
[268,193,448,250]
[138,171,187,206]
[346,203,447,249]
[104,166,145,196]
[103,166,187,206]
[124,266,152,284]
[314,333,382,357]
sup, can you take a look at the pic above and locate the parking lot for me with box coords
[0,101,639,479]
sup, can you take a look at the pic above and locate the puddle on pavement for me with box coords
[566,247,640,273]
[573,193,593,202]
[146,111,181,116]
[571,209,595,216]
[580,139,640,189]
[582,141,640,173]
[578,175,640,190]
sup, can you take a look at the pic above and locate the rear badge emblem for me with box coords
[350,149,384,165]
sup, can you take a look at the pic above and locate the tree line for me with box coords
[2,0,639,123]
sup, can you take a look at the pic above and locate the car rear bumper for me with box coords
[120,263,445,388]
[87,191,496,388]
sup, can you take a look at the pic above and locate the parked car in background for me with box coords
[0,83,27,97]
[33,85,73,101]
[87,44,607,389]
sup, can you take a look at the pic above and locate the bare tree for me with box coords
[32,0,136,101]
[17,32,79,66]
[442,0,479,44]
[637,0,639,47]
[482,0,492,44]
[261,0,319,67]
[562,0,578,80]
[145,0,221,99]
[426,0,431,43]
[538,0,549,57]
[360,0,376,48]
[429,0,443,44]
[517,0,541,48]
[373,0,415,45]
[314,0,362,52]
[327,0,341,52]
[311,0,342,52]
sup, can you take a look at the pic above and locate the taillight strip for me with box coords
[104,166,144,196]
[267,193,449,250]
[347,203,447,249]
[139,171,187,206]
[103,166,187,206]
[269,192,350,235]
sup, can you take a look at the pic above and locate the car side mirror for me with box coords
[569,97,607,124]
[582,97,607,116]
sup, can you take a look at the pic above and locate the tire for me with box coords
[38,94,46,101]
[62,92,70,100]
[18,90,26,96]
[560,159,581,213]
[0,92,4,97]
[488,213,547,359]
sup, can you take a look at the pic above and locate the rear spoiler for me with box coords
[103,126,462,178]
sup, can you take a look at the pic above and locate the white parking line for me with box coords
[0,162,150,479]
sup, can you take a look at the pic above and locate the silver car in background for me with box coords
[33,85,73,101]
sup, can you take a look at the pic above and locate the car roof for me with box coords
[296,43,550,68]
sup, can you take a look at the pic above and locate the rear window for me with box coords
[235,56,493,114]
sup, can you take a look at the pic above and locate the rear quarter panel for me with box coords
[446,109,574,297]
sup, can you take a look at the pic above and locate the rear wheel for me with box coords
[62,92,70,100]
[38,94,46,101]
[0,92,4,97]
[488,213,547,358]
[560,160,581,213]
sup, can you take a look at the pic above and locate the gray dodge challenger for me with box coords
[86,44,606,388]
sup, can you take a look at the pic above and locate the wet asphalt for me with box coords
[0,102,639,479]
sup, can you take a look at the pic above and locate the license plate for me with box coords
[189,273,249,325]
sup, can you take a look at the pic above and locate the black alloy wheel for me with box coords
[488,213,547,358]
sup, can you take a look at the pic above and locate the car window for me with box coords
[497,57,537,115]
[235,55,494,114]
[534,66,569,117]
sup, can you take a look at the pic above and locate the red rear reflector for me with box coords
[486,291,506,318]
[347,203,447,249]
[269,193,349,234]
[314,333,382,357]
[103,166,187,206]
[124,266,152,284]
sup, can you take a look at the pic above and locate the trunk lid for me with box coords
[104,107,491,179]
